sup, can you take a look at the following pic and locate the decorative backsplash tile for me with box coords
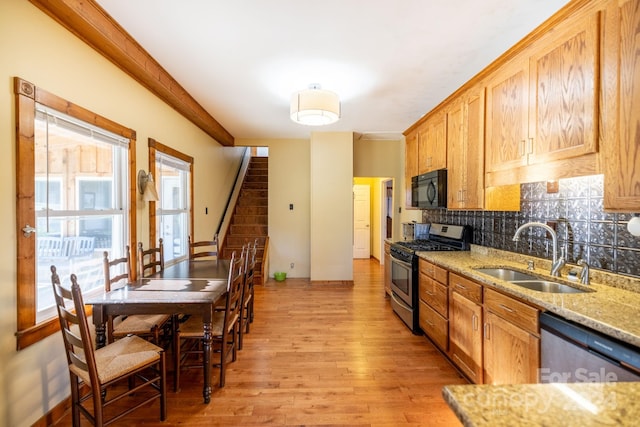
[422,174,640,278]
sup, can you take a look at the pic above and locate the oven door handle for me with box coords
[391,256,412,269]
[391,292,412,311]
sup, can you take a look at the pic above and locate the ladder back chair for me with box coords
[50,265,167,427]
[239,239,258,350]
[138,238,164,277]
[103,247,170,345]
[188,233,219,260]
[174,248,245,391]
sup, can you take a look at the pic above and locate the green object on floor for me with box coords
[274,272,286,281]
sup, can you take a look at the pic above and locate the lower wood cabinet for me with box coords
[418,259,449,352]
[419,264,541,386]
[483,288,540,384]
[449,274,483,384]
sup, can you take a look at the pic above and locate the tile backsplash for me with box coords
[422,174,640,278]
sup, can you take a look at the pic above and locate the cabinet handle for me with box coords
[519,140,526,157]
[472,314,478,331]
[499,303,515,313]
[484,323,490,340]
[527,138,534,154]
[425,290,434,296]
[455,283,467,290]
[426,319,434,327]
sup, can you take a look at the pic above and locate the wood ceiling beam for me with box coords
[29,0,235,147]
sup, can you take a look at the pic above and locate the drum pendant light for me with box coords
[290,84,340,126]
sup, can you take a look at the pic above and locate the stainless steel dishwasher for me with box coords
[540,312,640,383]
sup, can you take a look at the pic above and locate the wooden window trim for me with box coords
[147,138,194,254]
[14,77,137,350]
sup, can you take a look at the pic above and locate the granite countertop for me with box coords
[416,246,640,347]
[418,246,640,426]
[442,382,640,427]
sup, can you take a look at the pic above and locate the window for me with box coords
[148,139,193,265]
[14,77,136,349]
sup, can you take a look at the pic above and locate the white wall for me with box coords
[0,3,242,426]
[310,132,354,281]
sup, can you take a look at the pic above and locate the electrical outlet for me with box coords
[290,263,294,269]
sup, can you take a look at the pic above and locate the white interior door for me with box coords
[353,184,370,258]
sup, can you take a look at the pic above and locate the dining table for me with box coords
[87,261,230,404]
[153,258,231,280]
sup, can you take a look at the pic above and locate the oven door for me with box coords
[390,254,420,333]
[391,256,412,306]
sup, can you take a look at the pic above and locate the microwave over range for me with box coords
[411,169,447,209]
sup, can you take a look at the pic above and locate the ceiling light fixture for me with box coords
[290,84,340,126]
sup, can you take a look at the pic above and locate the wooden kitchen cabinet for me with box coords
[384,241,392,296]
[485,10,600,187]
[483,288,540,385]
[418,112,447,174]
[418,259,449,352]
[404,129,418,208]
[449,273,483,384]
[447,86,485,210]
[602,0,640,210]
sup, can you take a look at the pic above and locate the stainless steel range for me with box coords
[389,223,472,334]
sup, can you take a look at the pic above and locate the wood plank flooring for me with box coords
[53,258,467,426]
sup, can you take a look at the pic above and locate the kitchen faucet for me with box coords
[512,222,565,277]
[578,259,590,285]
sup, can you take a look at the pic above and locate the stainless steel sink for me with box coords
[510,280,590,294]
[474,267,538,281]
[474,267,591,294]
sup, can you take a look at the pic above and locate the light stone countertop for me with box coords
[416,246,640,347]
[417,246,640,426]
[442,382,640,427]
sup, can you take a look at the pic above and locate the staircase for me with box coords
[221,156,268,285]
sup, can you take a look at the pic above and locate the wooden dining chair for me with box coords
[103,247,170,345]
[50,265,167,427]
[188,233,219,260]
[138,238,164,277]
[174,248,245,391]
[239,239,257,350]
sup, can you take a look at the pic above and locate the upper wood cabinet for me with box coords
[602,0,640,210]
[447,86,485,210]
[418,112,447,174]
[404,129,419,208]
[485,10,601,186]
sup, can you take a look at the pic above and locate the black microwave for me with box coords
[411,169,447,209]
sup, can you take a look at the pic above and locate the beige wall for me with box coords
[310,132,354,281]
[238,138,312,279]
[0,2,242,426]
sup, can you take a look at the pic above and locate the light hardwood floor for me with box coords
[53,258,466,426]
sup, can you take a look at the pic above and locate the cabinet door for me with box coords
[463,88,485,209]
[404,129,419,207]
[485,55,530,174]
[483,310,540,385]
[447,100,465,209]
[603,0,640,209]
[418,113,447,174]
[528,12,600,165]
[449,291,483,383]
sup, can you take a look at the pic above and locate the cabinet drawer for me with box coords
[419,274,448,318]
[419,300,448,352]
[484,288,539,335]
[419,259,448,284]
[449,273,482,304]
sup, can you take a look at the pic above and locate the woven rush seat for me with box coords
[114,314,171,337]
[72,334,162,385]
